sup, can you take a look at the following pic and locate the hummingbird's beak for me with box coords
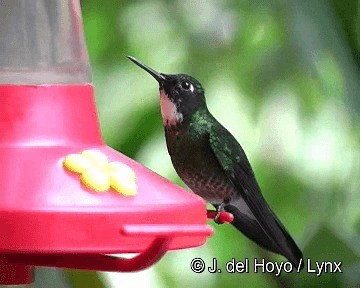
[127,56,166,84]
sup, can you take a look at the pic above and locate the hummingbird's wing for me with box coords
[209,124,303,268]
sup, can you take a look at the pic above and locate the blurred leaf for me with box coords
[113,104,161,158]
[329,0,360,66]
[65,270,105,288]
[285,224,360,287]
[304,224,359,265]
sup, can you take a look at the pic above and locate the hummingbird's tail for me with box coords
[225,202,304,269]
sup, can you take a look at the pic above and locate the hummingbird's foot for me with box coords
[214,203,225,225]
[214,213,223,225]
[206,209,234,224]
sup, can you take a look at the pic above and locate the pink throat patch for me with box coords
[159,89,183,126]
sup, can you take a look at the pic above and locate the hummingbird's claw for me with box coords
[214,211,224,225]
[214,202,225,224]
[206,209,234,224]
[211,200,234,224]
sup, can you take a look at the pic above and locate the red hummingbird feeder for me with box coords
[0,0,232,285]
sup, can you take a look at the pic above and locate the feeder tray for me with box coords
[0,84,233,285]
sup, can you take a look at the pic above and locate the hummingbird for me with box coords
[128,56,304,268]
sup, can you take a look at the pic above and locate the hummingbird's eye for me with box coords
[181,81,195,92]
[181,81,190,90]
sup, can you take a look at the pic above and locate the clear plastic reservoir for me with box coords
[0,0,91,84]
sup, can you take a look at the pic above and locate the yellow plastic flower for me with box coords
[63,149,137,195]
[80,167,110,192]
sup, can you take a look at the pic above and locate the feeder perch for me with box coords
[0,1,232,285]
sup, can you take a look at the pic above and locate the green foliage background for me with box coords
[71,0,360,287]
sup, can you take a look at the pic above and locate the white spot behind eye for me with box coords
[189,84,194,92]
